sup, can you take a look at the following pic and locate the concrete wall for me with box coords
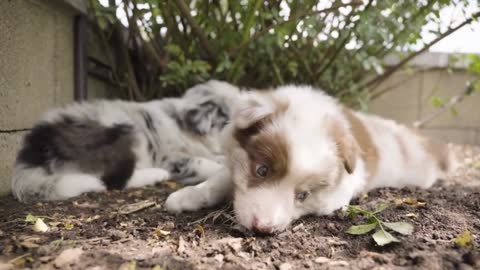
[370,53,480,145]
[0,0,87,196]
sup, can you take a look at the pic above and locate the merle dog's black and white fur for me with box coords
[12,80,240,202]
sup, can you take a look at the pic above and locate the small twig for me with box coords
[8,253,31,264]
[118,200,156,215]
[413,81,477,128]
[0,128,31,133]
[75,237,109,243]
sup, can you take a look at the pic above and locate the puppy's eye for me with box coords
[255,164,269,178]
[295,191,311,202]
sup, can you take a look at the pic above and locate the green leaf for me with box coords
[25,213,39,223]
[383,222,414,235]
[430,96,445,108]
[450,107,458,116]
[346,223,378,235]
[372,230,399,246]
[374,203,389,213]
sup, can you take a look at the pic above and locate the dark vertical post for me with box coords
[74,15,88,101]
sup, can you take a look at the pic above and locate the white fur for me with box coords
[168,84,454,233]
[12,80,240,202]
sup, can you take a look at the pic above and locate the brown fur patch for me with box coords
[244,127,290,187]
[329,120,358,174]
[423,139,450,172]
[341,108,379,180]
[232,92,290,187]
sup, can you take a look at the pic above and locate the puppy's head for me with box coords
[226,87,359,234]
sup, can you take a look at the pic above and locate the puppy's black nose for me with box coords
[252,216,274,234]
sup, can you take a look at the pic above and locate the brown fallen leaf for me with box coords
[118,200,156,215]
[194,224,205,238]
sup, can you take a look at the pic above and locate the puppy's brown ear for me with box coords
[233,92,277,129]
[331,121,359,174]
[232,91,288,146]
[338,134,359,174]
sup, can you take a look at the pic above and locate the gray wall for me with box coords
[370,53,480,144]
[0,0,87,196]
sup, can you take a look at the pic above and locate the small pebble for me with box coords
[214,254,224,263]
[278,262,293,270]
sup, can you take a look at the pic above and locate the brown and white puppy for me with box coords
[165,85,456,234]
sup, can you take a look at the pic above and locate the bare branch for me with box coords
[413,80,478,128]
[366,11,480,99]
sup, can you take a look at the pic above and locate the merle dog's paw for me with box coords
[161,156,198,183]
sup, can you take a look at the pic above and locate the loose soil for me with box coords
[1,145,479,270]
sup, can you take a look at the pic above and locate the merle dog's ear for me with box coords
[183,105,211,135]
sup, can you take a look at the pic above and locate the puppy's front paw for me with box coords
[161,156,195,181]
[164,186,208,213]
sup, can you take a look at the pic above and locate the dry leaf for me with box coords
[86,215,101,223]
[154,229,171,238]
[405,213,418,218]
[33,218,49,232]
[402,198,418,205]
[194,224,205,238]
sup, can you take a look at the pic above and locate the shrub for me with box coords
[88,0,479,107]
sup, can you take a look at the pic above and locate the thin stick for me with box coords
[413,81,477,128]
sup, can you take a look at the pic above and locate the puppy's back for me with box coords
[344,108,455,191]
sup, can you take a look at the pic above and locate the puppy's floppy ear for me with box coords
[232,92,277,129]
[338,134,359,174]
[331,121,359,174]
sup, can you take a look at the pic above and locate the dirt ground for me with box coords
[1,145,479,270]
